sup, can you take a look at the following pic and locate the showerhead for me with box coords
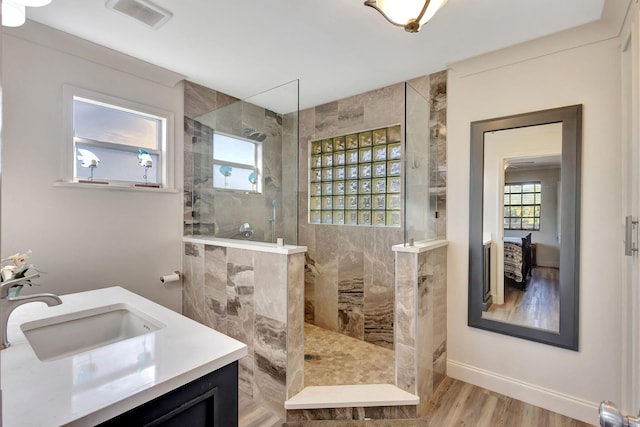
[242,127,267,142]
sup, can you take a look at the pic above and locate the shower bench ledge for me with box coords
[284,384,419,410]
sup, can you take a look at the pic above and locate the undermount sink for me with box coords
[20,303,165,361]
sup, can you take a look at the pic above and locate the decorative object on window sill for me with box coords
[364,0,449,33]
[248,172,258,191]
[2,0,52,28]
[1,250,44,298]
[219,165,233,188]
[77,148,108,184]
[134,149,160,188]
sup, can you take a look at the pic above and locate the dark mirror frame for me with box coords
[468,105,581,350]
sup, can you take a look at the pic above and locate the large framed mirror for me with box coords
[468,105,581,350]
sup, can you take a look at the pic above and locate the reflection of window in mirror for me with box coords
[504,182,541,231]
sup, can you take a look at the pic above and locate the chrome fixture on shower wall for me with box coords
[238,223,254,239]
[242,127,267,142]
[269,199,279,243]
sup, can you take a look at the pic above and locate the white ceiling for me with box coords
[25,0,611,110]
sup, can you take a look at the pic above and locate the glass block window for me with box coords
[309,125,402,227]
[504,182,541,230]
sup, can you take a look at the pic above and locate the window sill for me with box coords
[53,180,180,193]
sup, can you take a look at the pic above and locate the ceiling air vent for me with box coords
[105,0,172,30]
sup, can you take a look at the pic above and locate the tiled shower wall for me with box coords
[182,241,304,419]
[300,71,447,349]
[183,81,237,236]
[183,81,298,244]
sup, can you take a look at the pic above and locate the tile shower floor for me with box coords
[304,323,395,386]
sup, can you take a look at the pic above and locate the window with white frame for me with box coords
[69,90,170,187]
[212,132,261,192]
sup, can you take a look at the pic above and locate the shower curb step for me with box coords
[284,384,419,410]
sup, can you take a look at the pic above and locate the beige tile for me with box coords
[254,252,288,323]
[304,323,394,386]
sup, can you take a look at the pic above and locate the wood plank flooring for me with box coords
[483,267,560,332]
[422,377,592,427]
[239,392,283,427]
[240,377,594,426]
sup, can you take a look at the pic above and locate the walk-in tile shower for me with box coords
[182,72,447,419]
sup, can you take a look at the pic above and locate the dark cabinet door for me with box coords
[98,361,238,427]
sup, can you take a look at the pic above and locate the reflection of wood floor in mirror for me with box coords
[483,267,560,332]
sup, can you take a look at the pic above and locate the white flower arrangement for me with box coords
[1,250,43,296]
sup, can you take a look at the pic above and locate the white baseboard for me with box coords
[447,359,599,426]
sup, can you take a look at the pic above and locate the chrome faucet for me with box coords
[0,273,62,349]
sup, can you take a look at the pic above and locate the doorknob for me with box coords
[625,216,638,257]
[600,401,640,427]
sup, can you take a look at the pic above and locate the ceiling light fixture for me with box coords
[2,0,53,27]
[2,0,26,27]
[364,0,449,33]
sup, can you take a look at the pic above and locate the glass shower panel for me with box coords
[404,82,436,244]
[190,80,299,245]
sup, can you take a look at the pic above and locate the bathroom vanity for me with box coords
[1,286,247,426]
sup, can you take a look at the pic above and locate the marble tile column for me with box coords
[394,242,448,416]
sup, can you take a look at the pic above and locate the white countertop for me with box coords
[392,239,448,253]
[2,286,248,426]
[183,235,307,255]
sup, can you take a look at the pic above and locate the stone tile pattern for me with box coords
[183,81,298,245]
[428,71,447,239]
[299,84,404,351]
[182,242,305,420]
[183,81,237,236]
[304,322,394,386]
[395,246,447,417]
[300,72,447,351]
[287,251,305,400]
[407,71,447,239]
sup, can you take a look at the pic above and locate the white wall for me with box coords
[1,22,184,312]
[447,37,622,424]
